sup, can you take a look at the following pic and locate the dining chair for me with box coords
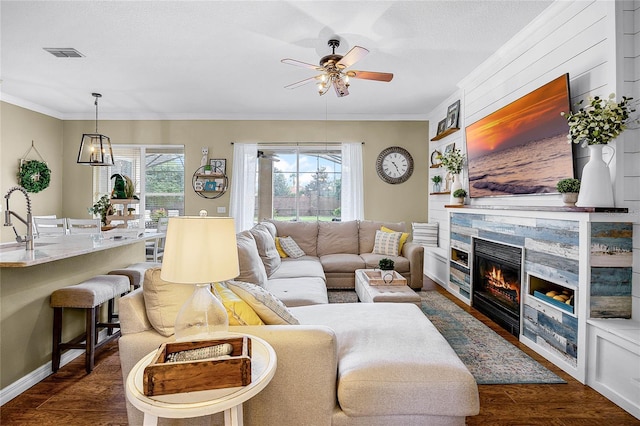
[146,217,169,262]
[67,218,101,235]
[34,217,67,237]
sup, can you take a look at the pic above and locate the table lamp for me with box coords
[160,216,239,341]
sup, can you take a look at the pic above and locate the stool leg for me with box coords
[86,307,97,373]
[107,298,114,336]
[52,307,63,372]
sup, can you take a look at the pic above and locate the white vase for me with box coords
[450,173,462,204]
[576,144,614,208]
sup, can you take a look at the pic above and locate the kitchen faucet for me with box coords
[3,186,34,250]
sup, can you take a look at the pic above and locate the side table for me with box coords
[126,333,277,426]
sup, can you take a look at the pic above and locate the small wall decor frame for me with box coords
[209,158,226,175]
[436,119,447,135]
[446,100,460,129]
[444,142,455,155]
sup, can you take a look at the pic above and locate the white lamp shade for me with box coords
[160,217,239,284]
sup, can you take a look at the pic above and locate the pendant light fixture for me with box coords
[77,93,114,166]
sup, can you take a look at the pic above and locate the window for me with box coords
[259,146,342,222]
[93,145,185,228]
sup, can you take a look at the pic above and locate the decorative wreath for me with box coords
[18,160,51,193]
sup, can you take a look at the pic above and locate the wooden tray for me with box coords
[143,336,251,396]
[364,270,407,286]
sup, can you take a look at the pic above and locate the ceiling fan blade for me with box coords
[281,58,324,71]
[336,46,369,69]
[284,75,323,89]
[347,70,394,82]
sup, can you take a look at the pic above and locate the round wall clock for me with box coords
[376,146,414,184]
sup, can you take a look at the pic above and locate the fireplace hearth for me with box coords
[473,239,522,337]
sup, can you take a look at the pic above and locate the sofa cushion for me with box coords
[236,231,269,287]
[268,220,319,256]
[372,229,402,256]
[227,280,300,325]
[358,220,406,254]
[250,223,281,276]
[269,256,326,281]
[320,253,366,273]
[317,220,359,256]
[214,282,264,326]
[142,267,193,337]
[292,303,479,418]
[278,236,305,258]
[360,253,410,273]
[265,277,329,306]
[258,221,277,239]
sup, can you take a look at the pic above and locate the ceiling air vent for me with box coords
[43,48,84,58]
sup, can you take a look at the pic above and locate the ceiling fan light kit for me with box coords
[282,39,393,98]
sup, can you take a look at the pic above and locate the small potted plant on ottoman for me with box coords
[556,178,581,206]
[378,258,395,283]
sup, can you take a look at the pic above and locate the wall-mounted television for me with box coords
[465,74,574,198]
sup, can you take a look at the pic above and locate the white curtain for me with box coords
[229,143,257,232]
[341,142,364,221]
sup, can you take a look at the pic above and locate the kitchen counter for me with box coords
[0,230,163,267]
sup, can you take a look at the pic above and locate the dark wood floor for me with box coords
[2,280,638,425]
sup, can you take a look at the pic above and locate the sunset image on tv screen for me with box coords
[465,74,574,198]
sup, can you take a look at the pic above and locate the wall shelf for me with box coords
[430,127,460,141]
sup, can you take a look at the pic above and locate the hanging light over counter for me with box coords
[77,93,114,166]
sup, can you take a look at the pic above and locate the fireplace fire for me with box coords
[473,239,522,337]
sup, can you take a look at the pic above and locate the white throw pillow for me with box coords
[372,229,402,256]
[226,280,300,325]
[278,236,306,259]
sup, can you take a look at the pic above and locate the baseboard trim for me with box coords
[0,330,110,405]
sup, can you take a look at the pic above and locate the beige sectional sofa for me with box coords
[254,219,424,291]
[119,288,479,425]
[117,220,478,425]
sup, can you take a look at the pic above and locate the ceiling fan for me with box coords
[281,39,393,97]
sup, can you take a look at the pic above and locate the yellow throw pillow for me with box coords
[214,282,264,326]
[275,237,289,258]
[381,226,409,253]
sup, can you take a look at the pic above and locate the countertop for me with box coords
[0,230,163,268]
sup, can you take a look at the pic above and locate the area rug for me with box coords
[327,289,566,385]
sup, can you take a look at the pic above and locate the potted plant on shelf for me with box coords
[88,195,113,227]
[561,94,637,207]
[438,148,466,203]
[452,188,467,205]
[556,178,581,206]
[431,175,442,193]
[203,164,213,175]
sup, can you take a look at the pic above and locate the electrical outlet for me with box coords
[217,206,226,214]
[201,147,209,156]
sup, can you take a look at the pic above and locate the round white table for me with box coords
[126,333,277,426]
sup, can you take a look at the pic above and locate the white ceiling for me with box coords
[0,1,553,121]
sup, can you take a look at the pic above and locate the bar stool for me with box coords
[107,262,162,290]
[50,275,130,374]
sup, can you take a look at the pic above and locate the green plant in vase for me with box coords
[88,195,112,226]
[431,175,442,192]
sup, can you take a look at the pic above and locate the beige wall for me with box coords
[1,103,64,243]
[61,119,430,226]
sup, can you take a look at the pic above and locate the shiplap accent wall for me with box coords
[621,0,639,320]
[426,0,639,319]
